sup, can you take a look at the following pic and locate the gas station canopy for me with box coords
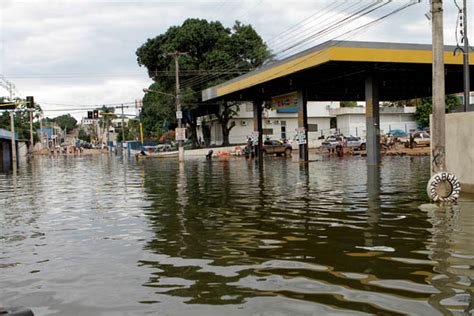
[202,40,474,102]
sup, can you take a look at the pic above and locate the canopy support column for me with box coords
[253,100,263,168]
[297,90,309,161]
[365,75,380,165]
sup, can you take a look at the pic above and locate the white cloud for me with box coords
[1,0,472,120]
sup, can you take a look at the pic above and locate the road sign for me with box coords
[176,111,182,119]
[295,127,307,145]
[251,131,259,146]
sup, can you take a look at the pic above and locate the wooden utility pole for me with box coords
[462,0,470,111]
[168,51,188,162]
[431,0,446,175]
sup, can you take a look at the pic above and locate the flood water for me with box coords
[1,154,473,315]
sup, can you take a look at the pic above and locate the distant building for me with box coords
[0,128,18,169]
[197,102,418,147]
[329,106,417,137]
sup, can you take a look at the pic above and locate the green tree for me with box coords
[53,114,77,131]
[340,101,357,108]
[97,106,116,143]
[414,95,461,127]
[201,119,212,147]
[215,101,239,146]
[0,97,43,144]
[78,128,91,143]
[116,118,141,143]
[136,18,270,147]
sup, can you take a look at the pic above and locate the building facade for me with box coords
[197,102,418,147]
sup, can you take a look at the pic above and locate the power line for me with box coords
[180,0,355,89]
[226,0,421,94]
[183,1,347,86]
[185,1,419,92]
[183,1,390,89]
[180,1,387,90]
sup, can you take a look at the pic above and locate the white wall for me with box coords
[379,113,417,134]
[198,102,418,145]
[335,113,418,138]
[445,112,474,193]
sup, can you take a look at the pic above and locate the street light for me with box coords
[142,88,175,99]
[143,87,184,161]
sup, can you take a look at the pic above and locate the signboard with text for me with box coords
[250,131,259,146]
[295,127,307,145]
[271,92,298,110]
[175,128,186,141]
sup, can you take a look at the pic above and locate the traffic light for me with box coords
[93,110,99,119]
[87,111,93,119]
[26,96,34,109]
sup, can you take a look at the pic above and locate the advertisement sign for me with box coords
[175,127,186,141]
[271,92,298,110]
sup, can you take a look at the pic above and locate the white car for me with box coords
[403,132,430,147]
[346,136,362,149]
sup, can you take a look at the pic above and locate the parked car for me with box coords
[263,139,292,156]
[386,129,407,138]
[321,135,344,150]
[403,131,431,147]
[346,136,362,149]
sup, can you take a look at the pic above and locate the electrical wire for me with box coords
[453,0,464,54]
[180,1,386,89]
[180,0,365,89]
[180,1,388,90]
[179,1,346,88]
[185,1,419,92]
[215,0,420,95]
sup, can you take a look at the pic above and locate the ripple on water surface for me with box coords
[0,155,473,315]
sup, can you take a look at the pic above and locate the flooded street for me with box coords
[1,155,473,315]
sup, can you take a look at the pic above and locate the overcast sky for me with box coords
[0,0,471,119]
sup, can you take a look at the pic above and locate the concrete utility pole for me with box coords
[431,0,446,175]
[10,111,17,166]
[121,104,125,148]
[29,111,34,153]
[39,114,43,151]
[462,0,470,111]
[168,51,188,162]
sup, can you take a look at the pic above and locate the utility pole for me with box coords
[431,0,446,175]
[26,96,35,153]
[121,104,125,150]
[39,114,43,151]
[463,0,470,111]
[29,111,34,153]
[168,51,188,162]
[10,111,17,166]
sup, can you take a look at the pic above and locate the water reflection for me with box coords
[138,156,472,314]
[423,201,474,314]
[1,155,473,315]
[365,165,381,248]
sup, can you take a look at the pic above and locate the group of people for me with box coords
[381,135,396,150]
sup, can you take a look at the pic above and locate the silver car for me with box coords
[346,136,362,149]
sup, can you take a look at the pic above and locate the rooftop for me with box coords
[202,40,474,103]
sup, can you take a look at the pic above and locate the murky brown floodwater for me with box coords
[1,154,473,315]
